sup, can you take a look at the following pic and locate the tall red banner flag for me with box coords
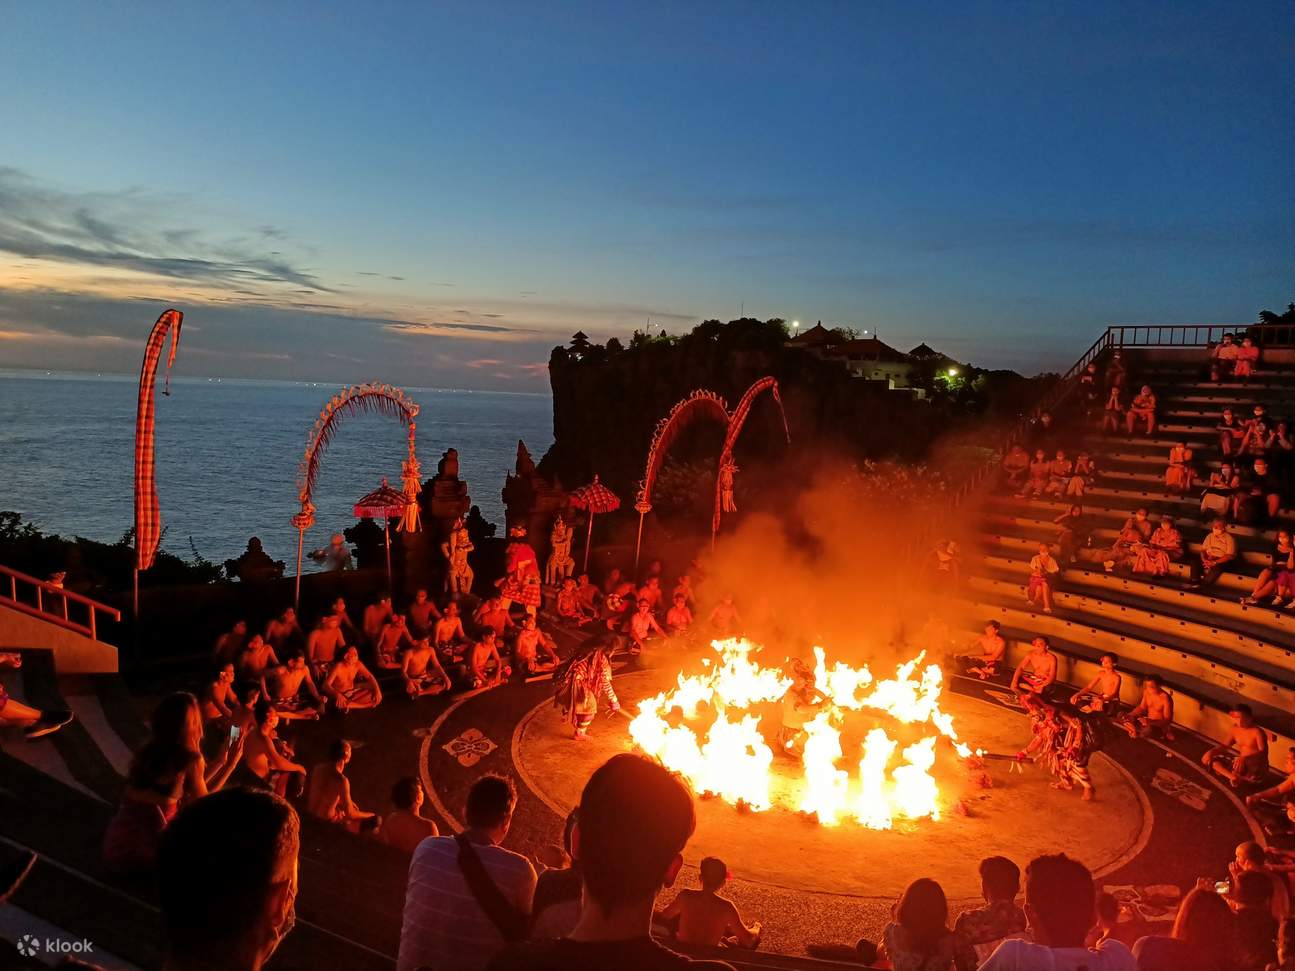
[134,309,183,572]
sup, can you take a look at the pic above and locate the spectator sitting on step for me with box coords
[1211,333,1240,382]
[1164,443,1196,494]
[1203,703,1269,789]
[1187,518,1236,590]
[656,856,761,951]
[1133,514,1183,577]
[475,594,518,641]
[362,594,394,649]
[1132,885,1235,971]
[201,662,239,725]
[487,754,733,971]
[1101,386,1125,435]
[157,787,300,971]
[236,634,279,685]
[1242,405,1272,458]
[1026,542,1060,614]
[665,592,694,634]
[1044,449,1075,497]
[1083,507,1151,574]
[979,854,1136,970]
[406,588,442,639]
[0,653,74,740]
[1126,385,1157,435]
[307,738,378,833]
[263,606,304,653]
[1244,530,1295,607]
[213,619,248,665]
[381,777,438,853]
[1069,451,1095,497]
[515,615,560,676]
[1235,336,1260,381]
[401,775,537,971]
[871,877,972,971]
[103,692,243,873]
[531,811,582,940]
[1118,676,1175,740]
[262,648,325,720]
[557,577,595,626]
[1002,444,1031,491]
[1231,870,1279,971]
[1229,842,1291,922]
[1070,653,1123,714]
[1017,448,1050,499]
[953,856,1029,964]
[1200,462,1237,517]
[1249,458,1283,523]
[1218,408,1246,458]
[931,539,962,589]
[323,646,383,712]
[375,613,416,671]
[239,701,306,798]
[403,636,452,699]
[1054,504,1091,565]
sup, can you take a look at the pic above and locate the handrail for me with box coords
[0,563,121,641]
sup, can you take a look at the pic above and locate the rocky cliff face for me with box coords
[538,327,954,501]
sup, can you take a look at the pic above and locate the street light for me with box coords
[947,367,959,377]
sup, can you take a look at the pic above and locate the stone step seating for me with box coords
[1023,480,1294,532]
[979,549,1295,644]
[1160,387,1295,405]
[969,562,1294,683]
[946,619,1295,756]
[955,579,1294,727]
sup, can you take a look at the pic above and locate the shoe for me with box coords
[24,710,74,740]
[1271,596,1285,607]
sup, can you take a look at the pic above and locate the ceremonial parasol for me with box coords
[354,479,411,587]
[569,474,620,572]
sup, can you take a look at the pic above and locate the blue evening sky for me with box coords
[0,1,1290,389]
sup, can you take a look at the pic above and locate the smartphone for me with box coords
[229,725,241,743]
[1214,881,1230,895]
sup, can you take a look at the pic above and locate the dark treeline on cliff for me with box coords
[538,317,1054,501]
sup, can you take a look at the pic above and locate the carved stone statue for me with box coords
[440,516,474,594]
[544,515,575,585]
[720,458,739,513]
[437,448,460,480]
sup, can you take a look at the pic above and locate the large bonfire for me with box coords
[628,638,979,829]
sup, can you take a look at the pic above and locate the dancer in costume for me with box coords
[553,635,621,740]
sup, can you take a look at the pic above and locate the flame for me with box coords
[628,637,980,829]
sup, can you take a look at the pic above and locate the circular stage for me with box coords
[513,666,1149,899]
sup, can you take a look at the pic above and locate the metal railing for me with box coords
[0,563,121,641]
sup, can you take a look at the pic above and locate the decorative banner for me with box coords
[635,389,729,512]
[134,309,184,571]
[711,377,790,540]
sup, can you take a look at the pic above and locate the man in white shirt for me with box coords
[397,775,537,971]
[980,854,1136,971]
[1188,518,1236,589]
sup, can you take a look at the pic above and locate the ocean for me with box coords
[0,370,552,571]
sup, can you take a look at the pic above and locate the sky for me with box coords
[0,1,1291,390]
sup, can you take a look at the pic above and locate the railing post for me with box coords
[35,586,42,613]
[89,607,97,642]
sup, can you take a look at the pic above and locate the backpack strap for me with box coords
[454,834,530,942]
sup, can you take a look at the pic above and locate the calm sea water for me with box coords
[0,370,552,570]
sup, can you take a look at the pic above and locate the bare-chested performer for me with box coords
[556,577,594,626]
[307,739,377,833]
[375,614,416,671]
[433,601,469,663]
[362,595,394,648]
[212,620,248,665]
[402,637,452,699]
[1011,636,1058,699]
[469,630,510,689]
[1247,747,1295,809]
[263,607,303,653]
[307,614,347,681]
[328,596,362,643]
[709,595,742,636]
[235,634,279,685]
[1070,653,1123,714]
[1118,676,1175,739]
[514,615,560,676]
[406,589,442,639]
[637,577,664,612]
[953,620,1007,680]
[656,856,761,950]
[1203,703,1269,788]
[665,593,693,634]
[381,778,438,853]
[673,574,696,608]
[261,648,325,720]
[575,573,601,615]
[201,663,239,724]
[241,702,307,797]
[628,598,666,656]
[474,595,516,640]
[324,646,383,712]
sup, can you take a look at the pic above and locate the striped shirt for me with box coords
[398,836,537,971]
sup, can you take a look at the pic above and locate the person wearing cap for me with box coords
[656,857,761,950]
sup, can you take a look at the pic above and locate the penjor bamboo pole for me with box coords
[583,511,594,573]
[633,509,646,576]
[293,528,305,612]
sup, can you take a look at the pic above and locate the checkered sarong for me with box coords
[134,310,183,571]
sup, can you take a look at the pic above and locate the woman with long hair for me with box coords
[102,692,243,872]
[878,877,973,971]
[1133,886,1236,971]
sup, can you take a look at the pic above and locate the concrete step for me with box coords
[956,587,1295,709]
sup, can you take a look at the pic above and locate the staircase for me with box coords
[959,327,1295,766]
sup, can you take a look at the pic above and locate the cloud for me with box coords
[0,167,330,292]
[384,320,535,337]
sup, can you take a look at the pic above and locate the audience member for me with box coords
[1230,842,1291,921]
[307,738,378,833]
[657,856,761,951]
[398,775,536,971]
[876,877,972,971]
[1188,519,1236,590]
[1132,886,1234,971]
[1126,386,1156,435]
[157,787,300,971]
[953,856,1028,964]
[1233,870,1279,971]
[382,777,439,853]
[1242,530,1294,606]
[1025,542,1060,614]
[531,812,582,940]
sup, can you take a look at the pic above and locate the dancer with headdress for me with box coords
[553,634,621,740]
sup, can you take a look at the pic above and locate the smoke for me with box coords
[694,460,981,668]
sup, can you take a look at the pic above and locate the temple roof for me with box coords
[788,322,843,346]
[830,337,910,363]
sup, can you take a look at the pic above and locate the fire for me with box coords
[628,637,980,828]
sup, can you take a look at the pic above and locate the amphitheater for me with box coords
[2,322,1293,969]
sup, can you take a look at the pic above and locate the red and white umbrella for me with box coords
[353,479,411,586]
[569,474,620,572]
